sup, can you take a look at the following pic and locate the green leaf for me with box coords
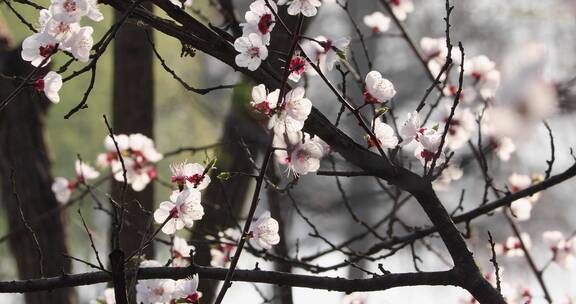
[217,172,232,181]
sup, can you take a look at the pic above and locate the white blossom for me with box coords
[284,87,312,121]
[170,161,211,190]
[491,136,516,162]
[364,71,396,104]
[288,138,325,175]
[543,231,575,268]
[363,12,390,33]
[35,71,63,104]
[494,233,531,257]
[21,32,57,67]
[420,37,462,80]
[268,87,311,137]
[61,26,94,62]
[75,159,100,180]
[51,177,73,204]
[478,70,500,100]
[173,275,201,303]
[169,0,193,9]
[38,9,79,43]
[250,84,280,115]
[234,33,268,71]
[274,132,328,176]
[278,0,321,17]
[103,134,162,191]
[172,236,195,267]
[136,260,177,304]
[466,55,496,79]
[251,211,280,249]
[241,0,277,45]
[153,190,204,234]
[414,130,442,164]
[288,55,306,82]
[432,164,463,191]
[86,0,104,21]
[389,0,414,21]
[301,36,349,73]
[50,0,89,24]
[399,111,424,145]
[440,105,476,150]
[509,198,533,221]
[508,173,531,192]
[368,119,398,149]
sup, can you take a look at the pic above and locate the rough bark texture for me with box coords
[0,41,77,304]
[112,4,155,259]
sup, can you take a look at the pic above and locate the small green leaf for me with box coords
[217,172,232,181]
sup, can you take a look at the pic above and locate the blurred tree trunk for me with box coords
[192,9,300,303]
[0,17,77,304]
[191,84,265,303]
[112,5,155,258]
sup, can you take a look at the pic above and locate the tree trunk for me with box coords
[111,3,156,260]
[0,23,77,304]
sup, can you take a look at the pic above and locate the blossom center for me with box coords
[258,14,274,34]
[289,57,306,74]
[63,0,78,12]
[391,0,401,6]
[34,79,45,91]
[187,174,204,187]
[253,101,272,115]
[362,91,379,104]
[170,207,180,218]
[67,180,76,190]
[367,136,381,148]
[248,47,261,58]
[319,40,332,53]
[420,149,435,162]
[185,291,202,303]
[39,44,55,58]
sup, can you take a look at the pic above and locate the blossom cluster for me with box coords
[300,35,350,76]
[135,260,201,304]
[52,159,99,204]
[249,84,330,176]
[97,134,163,191]
[92,254,200,304]
[21,0,104,103]
[493,229,576,269]
[234,0,277,71]
[209,228,240,267]
[152,160,210,235]
[155,158,280,260]
[51,133,162,204]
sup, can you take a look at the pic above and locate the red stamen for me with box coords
[257,14,274,34]
[34,79,45,91]
[39,44,55,58]
[363,91,380,104]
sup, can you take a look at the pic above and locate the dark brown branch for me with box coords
[0,266,459,294]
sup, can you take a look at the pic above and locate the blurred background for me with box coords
[0,0,575,303]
